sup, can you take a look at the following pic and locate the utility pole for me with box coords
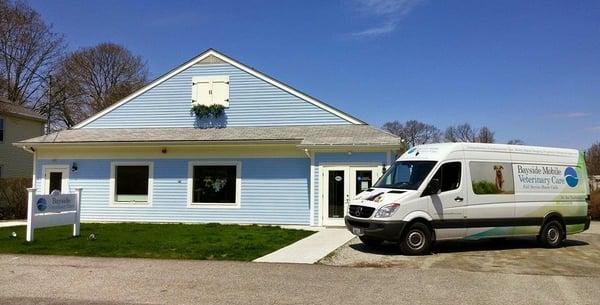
[46,74,52,134]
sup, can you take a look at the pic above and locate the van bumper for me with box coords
[584,216,591,231]
[344,216,407,241]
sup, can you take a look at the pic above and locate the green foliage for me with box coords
[0,223,314,261]
[190,104,225,119]
[472,180,502,195]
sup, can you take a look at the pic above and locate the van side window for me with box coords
[469,161,515,195]
[428,162,462,193]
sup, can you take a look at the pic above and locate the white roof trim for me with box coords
[74,49,364,128]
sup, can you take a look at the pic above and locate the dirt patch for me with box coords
[319,229,600,277]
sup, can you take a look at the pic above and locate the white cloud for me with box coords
[348,0,424,38]
[546,112,592,118]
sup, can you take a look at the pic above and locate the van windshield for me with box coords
[374,161,437,190]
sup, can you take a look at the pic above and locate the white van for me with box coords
[345,143,591,255]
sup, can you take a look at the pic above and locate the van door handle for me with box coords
[454,196,464,202]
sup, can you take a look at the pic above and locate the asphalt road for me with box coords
[0,253,598,305]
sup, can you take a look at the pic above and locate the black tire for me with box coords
[538,220,564,248]
[359,236,384,247]
[400,222,432,255]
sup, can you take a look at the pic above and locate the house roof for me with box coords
[73,48,365,128]
[0,98,46,122]
[16,125,401,147]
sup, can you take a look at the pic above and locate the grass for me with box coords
[0,223,314,261]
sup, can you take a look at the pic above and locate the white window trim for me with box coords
[109,161,154,207]
[187,161,241,209]
[42,164,70,195]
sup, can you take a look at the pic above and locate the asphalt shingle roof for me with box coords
[18,125,401,147]
[0,98,46,122]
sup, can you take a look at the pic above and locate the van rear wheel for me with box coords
[400,222,432,255]
[539,220,564,248]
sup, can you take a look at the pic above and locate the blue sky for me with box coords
[29,0,600,149]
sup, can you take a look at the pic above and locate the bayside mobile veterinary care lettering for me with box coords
[513,164,579,193]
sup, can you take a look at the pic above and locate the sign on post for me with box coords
[26,188,82,242]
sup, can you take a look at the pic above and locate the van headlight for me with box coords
[374,203,400,218]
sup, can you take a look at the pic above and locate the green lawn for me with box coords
[0,223,314,261]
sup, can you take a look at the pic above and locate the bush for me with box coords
[590,191,600,220]
[0,178,31,220]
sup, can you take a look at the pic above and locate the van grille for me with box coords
[348,205,375,218]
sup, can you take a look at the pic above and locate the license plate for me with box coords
[352,227,364,236]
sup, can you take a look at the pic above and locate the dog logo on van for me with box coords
[564,167,578,187]
[493,165,505,192]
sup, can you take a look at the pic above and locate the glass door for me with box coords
[323,167,349,226]
[322,165,382,226]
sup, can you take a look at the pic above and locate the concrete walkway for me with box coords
[0,220,25,228]
[254,227,355,264]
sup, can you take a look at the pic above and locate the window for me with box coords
[188,162,241,207]
[192,75,230,107]
[428,162,462,194]
[374,161,437,190]
[110,162,153,205]
[469,161,514,195]
[0,117,4,142]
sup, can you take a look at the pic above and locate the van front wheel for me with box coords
[400,222,432,255]
[539,220,564,248]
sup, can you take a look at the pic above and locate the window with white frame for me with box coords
[111,162,153,204]
[191,75,230,107]
[188,162,241,206]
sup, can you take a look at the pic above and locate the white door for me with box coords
[322,165,381,226]
[43,165,69,194]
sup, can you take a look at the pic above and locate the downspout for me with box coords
[305,148,316,226]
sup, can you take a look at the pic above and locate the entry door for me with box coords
[322,166,381,226]
[43,166,69,194]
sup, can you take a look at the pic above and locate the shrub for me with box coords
[0,178,31,220]
[589,190,600,220]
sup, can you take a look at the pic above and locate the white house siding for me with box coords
[84,63,351,128]
[36,158,310,225]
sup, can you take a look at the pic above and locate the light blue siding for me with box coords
[85,63,351,128]
[312,152,388,224]
[36,158,310,225]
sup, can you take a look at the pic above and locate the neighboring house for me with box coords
[0,98,45,178]
[16,49,401,226]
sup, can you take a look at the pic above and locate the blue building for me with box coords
[17,49,401,226]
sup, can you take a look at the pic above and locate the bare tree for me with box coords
[383,120,441,147]
[0,0,64,105]
[586,142,600,176]
[507,139,525,145]
[51,43,148,128]
[445,123,477,142]
[476,126,495,143]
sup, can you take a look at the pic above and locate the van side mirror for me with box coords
[425,178,441,196]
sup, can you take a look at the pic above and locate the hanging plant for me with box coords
[190,104,225,119]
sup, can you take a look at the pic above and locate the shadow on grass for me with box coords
[349,237,589,255]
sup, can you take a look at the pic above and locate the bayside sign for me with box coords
[26,188,82,242]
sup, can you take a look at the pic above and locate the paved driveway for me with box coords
[1,254,599,305]
[320,222,600,277]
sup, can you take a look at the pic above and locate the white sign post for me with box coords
[26,188,82,242]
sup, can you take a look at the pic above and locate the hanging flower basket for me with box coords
[190,104,225,119]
